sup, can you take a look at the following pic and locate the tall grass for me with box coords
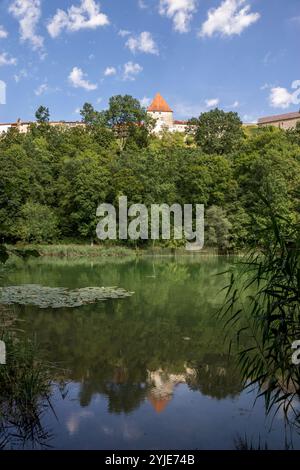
[0,307,56,449]
[219,211,300,425]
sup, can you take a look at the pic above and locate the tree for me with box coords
[35,106,50,123]
[15,202,59,243]
[205,206,232,252]
[287,121,300,146]
[106,95,153,151]
[194,109,244,155]
[80,102,107,127]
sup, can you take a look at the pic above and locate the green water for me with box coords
[1,256,300,449]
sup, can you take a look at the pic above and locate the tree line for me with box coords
[1,95,300,251]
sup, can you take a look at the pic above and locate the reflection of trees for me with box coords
[78,366,149,412]
[12,257,244,412]
[187,354,242,399]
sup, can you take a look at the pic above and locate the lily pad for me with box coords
[0,284,134,309]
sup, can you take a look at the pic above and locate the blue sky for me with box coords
[0,0,299,123]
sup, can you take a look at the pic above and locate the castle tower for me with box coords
[147,93,174,132]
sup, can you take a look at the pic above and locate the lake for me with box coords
[2,255,300,449]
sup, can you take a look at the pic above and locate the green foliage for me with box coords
[80,102,107,127]
[15,202,60,243]
[106,95,154,151]
[35,106,50,123]
[1,96,300,250]
[205,206,232,252]
[194,108,244,155]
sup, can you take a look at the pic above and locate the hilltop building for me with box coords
[147,93,190,134]
[0,118,85,134]
[258,111,300,129]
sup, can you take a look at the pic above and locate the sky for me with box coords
[0,0,299,123]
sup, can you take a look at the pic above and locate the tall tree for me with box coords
[80,102,107,126]
[106,95,152,151]
[194,108,244,155]
[35,106,50,123]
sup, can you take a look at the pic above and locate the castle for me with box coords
[257,111,300,129]
[1,93,299,135]
[147,93,189,134]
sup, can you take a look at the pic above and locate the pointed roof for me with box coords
[147,93,173,113]
[148,396,171,413]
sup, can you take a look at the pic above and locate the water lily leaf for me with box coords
[0,285,134,309]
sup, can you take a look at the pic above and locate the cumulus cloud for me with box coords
[123,62,143,81]
[0,52,17,66]
[47,0,109,38]
[104,66,116,76]
[0,26,8,38]
[35,83,48,96]
[205,98,219,108]
[159,0,197,33]
[200,0,260,38]
[269,80,300,109]
[126,32,159,55]
[69,67,98,90]
[9,0,44,51]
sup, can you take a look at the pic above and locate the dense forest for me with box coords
[1,95,300,250]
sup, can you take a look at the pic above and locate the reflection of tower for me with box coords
[147,367,196,413]
[148,396,171,413]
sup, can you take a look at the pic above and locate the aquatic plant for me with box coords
[219,210,300,423]
[0,284,134,309]
[0,307,57,449]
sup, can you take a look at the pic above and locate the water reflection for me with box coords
[3,256,300,449]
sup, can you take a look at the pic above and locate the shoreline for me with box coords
[6,244,237,258]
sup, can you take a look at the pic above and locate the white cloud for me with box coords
[0,52,17,66]
[48,0,109,38]
[104,66,116,76]
[159,0,197,33]
[0,26,8,38]
[123,62,143,81]
[200,0,260,38]
[140,96,151,108]
[9,0,44,51]
[69,67,98,90]
[96,97,102,104]
[35,83,48,96]
[126,31,158,55]
[205,98,219,108]
[230,100,239,108]
[118,29,131,37]
[269,80,300,109]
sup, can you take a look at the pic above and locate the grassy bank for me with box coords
[7,244,139,258]
[6,244,223,258]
